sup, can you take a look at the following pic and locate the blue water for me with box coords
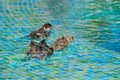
[0,0,120,80]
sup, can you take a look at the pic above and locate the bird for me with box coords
[26,39,54,60]
[51,36,74,50]
[29,23,52,40]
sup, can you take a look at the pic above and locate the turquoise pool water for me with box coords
[0,0,120,80]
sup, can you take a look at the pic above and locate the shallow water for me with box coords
[0,0,120,80]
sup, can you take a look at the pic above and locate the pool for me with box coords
[0,0,120,80]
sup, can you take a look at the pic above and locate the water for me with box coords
[0,0,120,80]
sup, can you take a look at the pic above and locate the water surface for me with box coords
[0,0,120,80]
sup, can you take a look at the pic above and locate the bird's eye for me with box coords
[30,49,32,51]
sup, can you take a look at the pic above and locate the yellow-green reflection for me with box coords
[81,20,112,44]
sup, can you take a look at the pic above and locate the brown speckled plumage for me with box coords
[26,40,54,60]
[51,36,74,50]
